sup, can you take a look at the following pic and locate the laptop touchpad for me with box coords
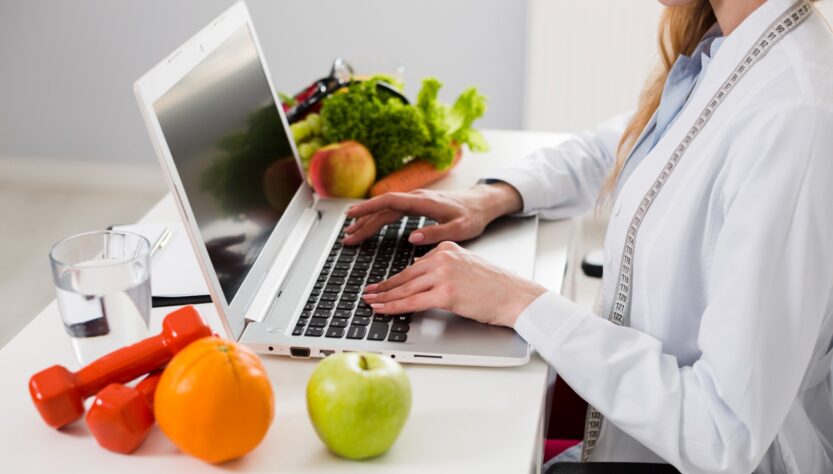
[459,216,537,280]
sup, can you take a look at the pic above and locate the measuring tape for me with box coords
[580,0,813,462]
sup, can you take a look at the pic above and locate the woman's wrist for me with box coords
[470,182,524,224]
[504,281,548,327]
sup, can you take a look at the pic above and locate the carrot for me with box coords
[369,147,463,197]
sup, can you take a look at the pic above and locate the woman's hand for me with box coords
[342,183,523,246]
[362,241,547,327]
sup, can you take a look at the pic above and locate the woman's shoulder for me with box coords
[771,12,833,107]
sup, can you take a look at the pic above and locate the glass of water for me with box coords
[49,230,152,366]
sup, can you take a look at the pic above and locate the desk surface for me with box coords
[1,130,571,473]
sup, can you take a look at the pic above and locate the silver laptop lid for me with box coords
[134,2,313,340]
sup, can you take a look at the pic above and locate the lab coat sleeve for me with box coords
[513,102,833,473]
[482,113,630,220]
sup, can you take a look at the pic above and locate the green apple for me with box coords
[306,352,411,460]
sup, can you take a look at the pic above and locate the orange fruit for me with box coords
[154,337,274,463]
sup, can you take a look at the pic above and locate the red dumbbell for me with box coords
[86,371,161,454]
[29,305,211,429]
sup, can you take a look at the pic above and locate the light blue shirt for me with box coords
[618,27,725,192]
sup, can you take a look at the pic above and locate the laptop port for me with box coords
[319,350,335,357]
[290,347,311,358]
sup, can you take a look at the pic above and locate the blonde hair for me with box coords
[602,0,823,198]
[601,0,716,197]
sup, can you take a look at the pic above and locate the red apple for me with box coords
[308,141,376,198]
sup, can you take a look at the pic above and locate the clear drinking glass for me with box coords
[49,231,152,366]
[347,59,405,83]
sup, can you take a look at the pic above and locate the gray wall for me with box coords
[0,0,527,164]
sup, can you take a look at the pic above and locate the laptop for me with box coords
[133,1,536,367]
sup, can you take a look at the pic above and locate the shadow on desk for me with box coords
[547,462,680,473]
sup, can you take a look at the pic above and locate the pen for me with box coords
[149,227,173,258]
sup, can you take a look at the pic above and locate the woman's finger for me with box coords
[364,259,430,294]
[346,193,435,219]
[345,214,371,234]
[342,209,401,245]
[370,290,441,315]
[365,274,436,304]
[408,218,468,245]
[413,241,461,261]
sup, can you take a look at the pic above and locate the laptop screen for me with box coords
[153,25,303,303]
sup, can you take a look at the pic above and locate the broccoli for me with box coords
[320,77,488,177]
[321,80,429,176]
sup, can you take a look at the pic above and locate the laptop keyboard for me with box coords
[292,215,437,343]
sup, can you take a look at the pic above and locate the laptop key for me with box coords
[368,322,389,341]
[348,277,365,286]
[394,314,412,323]
[325,327,345,338]
[304,303,315,311]
[388,332,407,343]
[334,309,353,319]
[313,309,331,319]
[330,269,348,278]
[352,316,371,326]
[317,301,335,310]
[324,284,341,293]
[340,293,358,303]
[320,293,338,301]
[309,317,328,328]
[374,314,392,323]
[292,326,304,336]
[347,325,367,339]
[329,277,346,286]
[356,307,373,317]
[329,318,349,328]
[305,327,324,337]
[343,284,362,294]
[337,301,355,311]
[391,322,410,333]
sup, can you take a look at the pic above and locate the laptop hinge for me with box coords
[245,207,320,323]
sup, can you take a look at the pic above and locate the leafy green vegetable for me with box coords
[278,92,296,107]
[321,80,429,176]
[415,77,489,170]
[319,77,488,177]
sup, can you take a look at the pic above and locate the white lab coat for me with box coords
[487,1,833,472]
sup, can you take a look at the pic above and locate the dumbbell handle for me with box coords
[73,336,174,399]
[71,306,209,398]
[135,371,161,403]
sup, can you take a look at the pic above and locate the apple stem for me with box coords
[359,354,369,370]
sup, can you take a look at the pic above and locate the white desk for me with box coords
[0,130,572,473]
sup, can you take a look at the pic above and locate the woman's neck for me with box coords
[710,0,768,35]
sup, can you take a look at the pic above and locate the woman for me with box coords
[348,0,833,472]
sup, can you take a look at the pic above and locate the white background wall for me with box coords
[527,0,833,133]
[526,0,664,132]
[0,0,528,164]
[1,1,831,161]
